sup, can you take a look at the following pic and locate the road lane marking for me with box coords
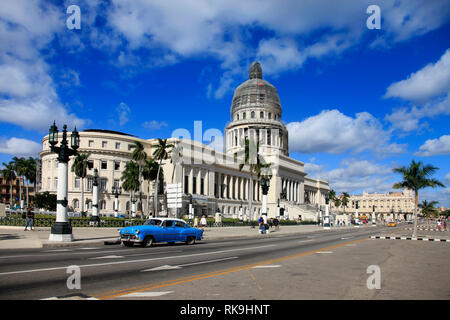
[0,244,275,276]
[89,255,124,260]
[142,256,238,272]
[119,291,173,298]
[94,238,367,299]
[316,251,333,254]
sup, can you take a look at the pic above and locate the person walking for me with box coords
[273,217,280,231]
[437,219,442,231]
[200,215,207,230]
[258,216,265,234]
[24,206,34,231]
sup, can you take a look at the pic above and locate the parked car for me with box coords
[387,221,397,227]
[119,218,203,247]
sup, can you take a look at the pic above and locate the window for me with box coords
[100,200,106,210]
[175,221,185,228]
[88,140,94,147]
[100,178,107,192]
[102,141,107,148]
[114,179,120,189]
[268,113,272,119]
[163,220,174,227]
[74,178,80,190]
[243,112,246,119]
[128,144,133,151]
[115,142,120,150]
[101,161,107,170]
[73,199,79,209]
[260,111,264,118]
[114,161,120,170]
[87,160,94,170]
[251,111,255,118]
[54,177,58,189]
[236,114,239,120]
[87,177,93,191]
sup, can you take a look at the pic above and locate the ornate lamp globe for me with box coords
[49,121,58,146]
[70,126,80,150]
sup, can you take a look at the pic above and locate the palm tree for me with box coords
[131,141,147,214]
[393,159,445,237]
[142,158,162,216]
[121,161,140,216]
[12,157,27,209]
[418,200,439,227]
[24,157,37,207]
[152,139,174,217]
[238,138,271,221]
[340,192,350,215]
[71,153,90,214]
[1,162,16,206]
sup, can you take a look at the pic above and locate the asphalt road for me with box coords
[0,227,394,300]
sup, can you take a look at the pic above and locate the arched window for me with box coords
[251,111,255,118]
[73,199,79,209]
[260,111,264,118]
[100,200,106,210]
[243,112,246,119]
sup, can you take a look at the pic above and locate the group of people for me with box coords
[258,216,280,234]
[436,219,447,231]
[193,215,208,230]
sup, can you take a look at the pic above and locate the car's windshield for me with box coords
[144,219,162,226]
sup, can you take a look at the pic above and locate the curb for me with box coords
[370,236,450,242]
[405,228,448,232]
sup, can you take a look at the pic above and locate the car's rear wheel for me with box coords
[186,236,196,245]
[141,236,154,247]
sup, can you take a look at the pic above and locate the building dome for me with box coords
[225,62,289,156]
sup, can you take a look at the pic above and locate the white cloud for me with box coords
[116,102,131,126]
[414,135,450,157]
[95,0,450,97]
[306,158,395,194]
[0,137,41,157]
[0,1,86,132]
[287,109,406,156]
[385,49,450,103]
[142,120,168,131]
[385,49,450,134]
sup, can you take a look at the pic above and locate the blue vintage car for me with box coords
[119,218,203,247]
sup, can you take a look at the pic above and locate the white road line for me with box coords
[89,255,124,260]
[316,251,333,254]
[142,256,238,272]
[120,291,173,298]
[298,239,314,243]
[0,244,275,276]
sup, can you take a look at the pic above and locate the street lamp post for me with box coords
[323,194,330,229]
[372,205,377,226]
[48,122,79,242]
[354,200,359,227]
[112,184,122,217]
[239,200,243,221]
[131,193,137,218]
[260,175,271,225]
[90,168,100,226]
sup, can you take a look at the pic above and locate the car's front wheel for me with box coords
[186,236,196,245]
[141,236,154,247]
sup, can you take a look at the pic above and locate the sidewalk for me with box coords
[0,224,359,249]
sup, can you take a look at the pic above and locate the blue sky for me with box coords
[1,0,449,206]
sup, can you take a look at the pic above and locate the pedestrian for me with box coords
[24,206,34,231]
[269,218,273,229]
[273,217,279,231]
[437,219,442,231]
[193,216,199,228]
[258,216,265,234]
[200,215,207,230]
[443,220,447,231]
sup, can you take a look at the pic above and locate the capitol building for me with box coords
[39,62,330,221]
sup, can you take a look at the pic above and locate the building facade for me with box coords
[39,62,330,220]
[330,189,415,220]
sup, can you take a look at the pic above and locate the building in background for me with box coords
[39,62,330,219]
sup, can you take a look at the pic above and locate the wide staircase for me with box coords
[279,200,318,221]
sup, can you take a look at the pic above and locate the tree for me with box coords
[418,200,439,219]
[393,159,445,238]
[1,162,16,206]
[152,139,174,216]
[340,192,350,214]
[121,161,140,214]
[142,158,162,216]
[12,157,27,208]
[34,192,57,211]
[24,157,37,206]
[131,141,147,213]
[71,153,90,214]
[238,138,271,220]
